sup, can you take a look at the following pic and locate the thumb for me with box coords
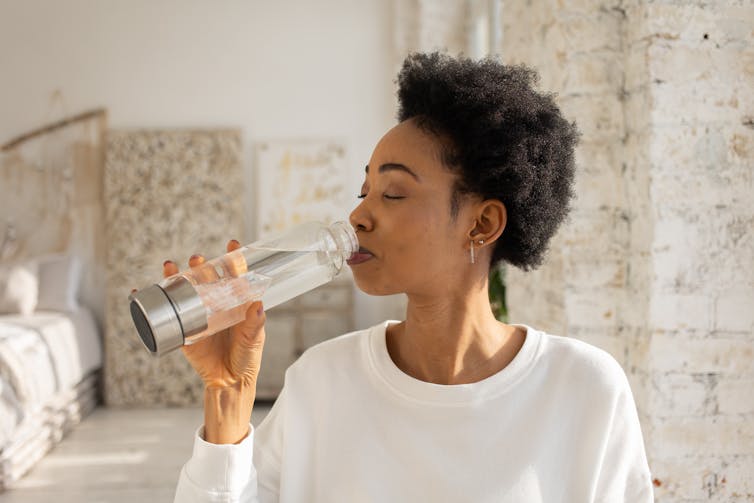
[248,300,265,326]
[231,301,266,345]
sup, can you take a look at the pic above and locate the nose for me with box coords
[349,199,373,233]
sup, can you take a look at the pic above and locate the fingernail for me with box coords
[230,239,240,246]
[131,288,137,294]
[163,260,173,267]
[189,254,200,261]
[257,306,264,316]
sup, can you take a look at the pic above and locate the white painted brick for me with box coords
[650,210,708,292]
[500,0,754,496]
[563,290,620,329]
[557,94,624,140]
[623,3,652,45]
[622,129,651,170]
[557,0,621,16]
[650,332,754,375]
[563,257,626,289]
[571,160,626,210]
[624,39,651,92]
[649,125,726,174]
[651,415,754,458]
[552,10,622,54]
[648,42,754,89]
[417,0,467,54]
[715,290,754,333]
[649,294,713,331]
[650,454,754,502]
[649,372,713,418]
[717,376,754,415]
[556,50,623,96]
[647,4,754,48]
[649,153,752,210]
[650,205,754,293]
[651,78,754,127]
[623,328,651,372]
[651,247,699,295]
[506,255,567,337]
[623,86,652,134]
[652,204,754,294]
[627,376,652,416]
[561,208,630,258]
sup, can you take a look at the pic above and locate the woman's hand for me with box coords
[163,239,267,444]
[163,239,267,389]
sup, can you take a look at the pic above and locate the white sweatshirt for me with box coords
[174,321,654,503]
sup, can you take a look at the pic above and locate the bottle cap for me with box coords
[129,276,208,355]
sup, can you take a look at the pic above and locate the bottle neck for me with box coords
[329,221,359,260]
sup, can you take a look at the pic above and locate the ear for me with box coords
[467,199,506,245]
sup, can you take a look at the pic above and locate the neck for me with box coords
[387,279,524,385]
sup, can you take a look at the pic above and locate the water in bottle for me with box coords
[128,221,358,355]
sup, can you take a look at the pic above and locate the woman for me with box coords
[172,53,653,502]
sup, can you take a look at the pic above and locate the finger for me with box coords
[225,239,246,277]
[163,260,179,278]
[189,254,221,283]
[230,301,266,348]
[188,254,205,268]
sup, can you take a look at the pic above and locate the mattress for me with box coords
[0,307,102,489]
[0,308,101,392]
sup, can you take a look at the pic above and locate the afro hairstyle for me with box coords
[396,52,579,271]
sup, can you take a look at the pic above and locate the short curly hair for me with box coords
[396,52,579,271]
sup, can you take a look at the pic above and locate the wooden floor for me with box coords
[0,404,272,503]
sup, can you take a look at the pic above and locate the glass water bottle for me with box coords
[128,221,358,355]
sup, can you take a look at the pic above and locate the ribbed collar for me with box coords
[365,320,543,406]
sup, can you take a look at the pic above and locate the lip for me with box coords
[347,247,374,266]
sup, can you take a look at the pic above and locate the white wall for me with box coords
[0,0,406,327]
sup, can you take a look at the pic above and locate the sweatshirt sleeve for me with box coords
[173,384,289,503]
[592,373,654,503]
[173,425,261,503]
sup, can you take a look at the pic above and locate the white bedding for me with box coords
[0,307,101,449]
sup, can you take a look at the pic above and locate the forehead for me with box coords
[369,119,451,180]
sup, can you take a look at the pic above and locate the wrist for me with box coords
[203,382,255,444]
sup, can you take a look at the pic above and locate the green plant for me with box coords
[488,264,508,322]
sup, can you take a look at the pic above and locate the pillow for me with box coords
[35,254,82,313]
[0,260,39,315]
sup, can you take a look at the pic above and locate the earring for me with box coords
[470,239,484,264]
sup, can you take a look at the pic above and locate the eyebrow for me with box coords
[365,163,420,181]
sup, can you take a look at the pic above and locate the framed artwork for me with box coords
[254,139,349,238]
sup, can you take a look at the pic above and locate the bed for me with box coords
[0,255,103,490]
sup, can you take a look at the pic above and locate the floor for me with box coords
[0,404,272,503]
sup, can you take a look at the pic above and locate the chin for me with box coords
[351,273,403,297]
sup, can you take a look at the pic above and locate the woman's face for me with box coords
[348,119,476,297]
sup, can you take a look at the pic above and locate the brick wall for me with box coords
[501,1,754,501]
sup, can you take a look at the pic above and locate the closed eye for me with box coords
[357,194,405,200]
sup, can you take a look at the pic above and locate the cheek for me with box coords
[392,210,451,266]
[391,213,434,256]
